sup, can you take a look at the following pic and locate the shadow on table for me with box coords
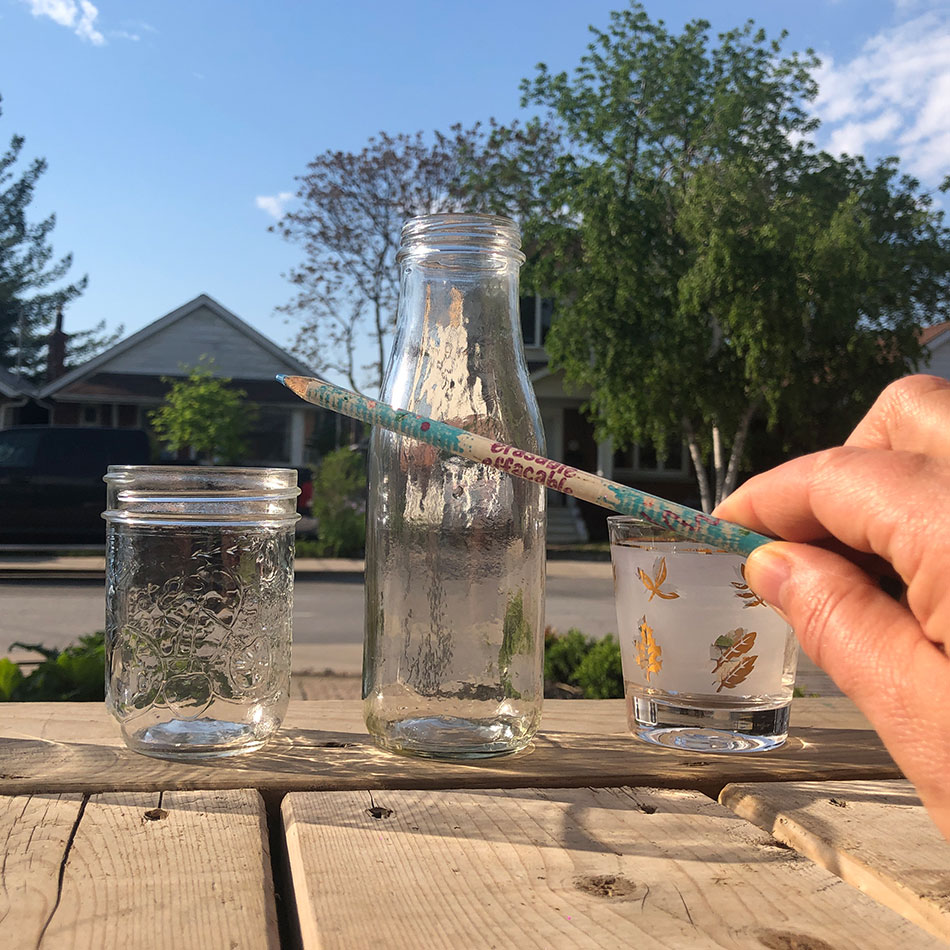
[0,721,900,801]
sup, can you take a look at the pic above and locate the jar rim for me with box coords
[104,465,299,503]
[105,464,297,485]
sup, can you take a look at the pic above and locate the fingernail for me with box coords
[745,544,792,623]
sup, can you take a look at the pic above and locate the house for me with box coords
[921,320,950,377]
[0,294,326,467]
[0,366,38,430]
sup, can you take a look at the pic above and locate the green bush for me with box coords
[544,628,623,699]
[308,447,367,557]
[574,634,624,699]
[0,633,105,702]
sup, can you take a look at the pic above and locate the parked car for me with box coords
[0,426,151,544]
[295,466,313,516]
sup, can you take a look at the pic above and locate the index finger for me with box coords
[846,374,950,456]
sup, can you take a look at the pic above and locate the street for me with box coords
[0,568,618,673]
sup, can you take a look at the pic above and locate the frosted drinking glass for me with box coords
[609,515,797,752]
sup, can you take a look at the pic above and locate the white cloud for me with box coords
[255,193,294,220]
[27,0,74,27]
[74,0,103,44]
[812,4,950,182]
[24,0,104,44]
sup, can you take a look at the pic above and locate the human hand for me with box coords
[713,374,950,839]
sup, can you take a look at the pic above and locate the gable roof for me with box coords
[0,366,37,399]
[920,320,950,349]
[39,294,315,398]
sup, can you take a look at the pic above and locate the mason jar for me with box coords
[363,213,547,758]
[102,466,299,759]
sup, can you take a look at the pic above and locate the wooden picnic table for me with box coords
[1,697,947,948]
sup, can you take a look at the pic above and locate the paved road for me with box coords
[0,568,834,691]
[0,569,618,673]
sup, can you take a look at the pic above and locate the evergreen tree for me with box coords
[0,97,116,380]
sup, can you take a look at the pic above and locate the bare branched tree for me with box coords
[273,121,565,394]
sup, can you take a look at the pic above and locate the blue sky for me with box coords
[2,0,949,382]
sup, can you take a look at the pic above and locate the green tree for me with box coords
[505,4,950,509]
[310,447,366,557]
[0,96,118,379]
[150,360,253,463]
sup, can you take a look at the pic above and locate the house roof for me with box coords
[920,320,950,348]
[39,294,316,399]
[0,366,37,399]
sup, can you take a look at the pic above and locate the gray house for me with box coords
[0,294,326,467]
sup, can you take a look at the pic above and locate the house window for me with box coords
[519,295,554,347]
[613,439,688,479]
[81,405,101,426]
[244,408,290,464]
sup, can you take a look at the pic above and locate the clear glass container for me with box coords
[102,465,299,759]
[363,213,546,758]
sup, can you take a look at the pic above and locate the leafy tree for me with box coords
[0,96,118,380]
[309,446,366,557]
[274,121,563,394]
[506,4,950,509]
[149,359,253,463]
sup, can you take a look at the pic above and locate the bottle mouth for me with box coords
[397,213,525,263]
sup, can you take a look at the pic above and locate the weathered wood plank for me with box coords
[719,779,950,943]
[0,793,84,949]
[36,789,279,950]
[283,786,939,949]
[0,700,894,796]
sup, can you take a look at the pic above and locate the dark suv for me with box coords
[0,426,151,543]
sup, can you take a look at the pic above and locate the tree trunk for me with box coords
[712,424,724,508]
[684,404,758,512]
[718,403,757,505]
[682,419,712,513]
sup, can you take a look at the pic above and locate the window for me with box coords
[613,439,687,478]
[519,295,555,347]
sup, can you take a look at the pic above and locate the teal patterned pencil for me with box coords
[277,374,772,557]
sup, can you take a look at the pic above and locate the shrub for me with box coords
[573,634,624,699]
[0,633,105,702]
[309,447,367,557]
[544,628,623,699]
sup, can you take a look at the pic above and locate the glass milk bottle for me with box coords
[363,213,546,757]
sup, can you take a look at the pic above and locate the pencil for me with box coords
[277,374,772,557]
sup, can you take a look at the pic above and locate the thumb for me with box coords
[744,541,950,819]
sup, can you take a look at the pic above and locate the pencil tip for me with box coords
[276,374,287,385]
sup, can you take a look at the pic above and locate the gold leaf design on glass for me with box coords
[731,563,765,608]
[635,615,662,681]
[636,557,679,601]
[711,628,758,692]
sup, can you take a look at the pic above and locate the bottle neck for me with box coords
[397,213,525,267]
[382,214,534,430]
[394,212,525,354]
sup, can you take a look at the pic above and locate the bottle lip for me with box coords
[397,213,525,263]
